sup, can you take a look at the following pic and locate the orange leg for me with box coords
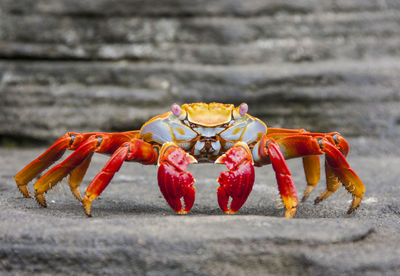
[302,133,349,202]
[273,135,365,214]
[15,132,77,198]
[314,161,341,205]
[15,132,137,206]
[266,128,322,202]
[68,153,93,202]
[256,135,298,218]
[266,129,351,203]
[82,138,158,216]
[301,155,321,202]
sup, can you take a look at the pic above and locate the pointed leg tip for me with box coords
[313,190,333,205]
[347,204,359,214]
[82,197,92,217]
[301,185,315,202]
[284,208,296,218]
[34,192,47,207]
[17,185,31,198]
[347,208,354,215]
[70,187,83,202]
[347,195,362,214]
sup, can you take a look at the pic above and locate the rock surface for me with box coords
[1,1,400,274]
[1,0,400,143]
[1,139,400,275]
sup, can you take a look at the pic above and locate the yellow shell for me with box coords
[181,103,234,127]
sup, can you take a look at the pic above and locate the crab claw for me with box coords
[215,142,255,214]
[157,143,197,214]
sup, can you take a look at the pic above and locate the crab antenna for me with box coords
[239,103,248,116]
[171,103,181,117]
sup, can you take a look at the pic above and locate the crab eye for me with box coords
[239,103,248,116]
[233,102,248,119]
[190,123,197,128]
[171,103,181,117]
[222,123,229,128]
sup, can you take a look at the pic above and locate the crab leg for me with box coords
[266,128,323,202]
[215,142,255,214]
[314,161,341,204]
[82,138,158,216]
[68,153,93,202]
[264,137,298,218]
[15,131,140,199]
[157,142,197,214]
[33,136,101,206]
[264,130,351,203]
[15,133,77,198]
[270,135,365,214]
[31,133,134,207]
[301,155,321,202]
[302,133,349,201]
[318,139,364,213]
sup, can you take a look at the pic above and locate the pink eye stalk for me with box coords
[239,103,248,116]
[171,103,181,117]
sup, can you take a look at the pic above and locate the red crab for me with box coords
[15,102,365,218]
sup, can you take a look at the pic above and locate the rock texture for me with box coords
[1,140,400,275]
[1,2,399,275]
[1,0,400,144]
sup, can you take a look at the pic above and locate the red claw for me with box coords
[157,143,196,214]
[216,142,255,214]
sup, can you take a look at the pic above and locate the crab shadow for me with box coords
[29,198,351,219]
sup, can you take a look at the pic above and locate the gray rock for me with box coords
[1,1,400,274]
[1,0,400,144]
[1,59,400,142]
[2,0,398,17]
[1,139,400,275]
[1,10,399,62]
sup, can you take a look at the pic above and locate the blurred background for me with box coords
[1,0,400,146]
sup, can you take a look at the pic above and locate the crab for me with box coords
[14,102,365,218]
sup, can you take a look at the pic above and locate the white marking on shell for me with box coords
[170,122,197,141]
[141,119,172,143]
[195,127,224,137]
[241,119,267,143]
[219,122,247,141]
[252,141,261,163]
